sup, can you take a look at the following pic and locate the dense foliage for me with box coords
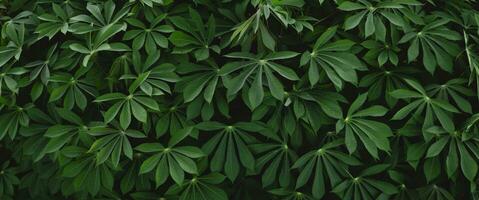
[1,0,479,199]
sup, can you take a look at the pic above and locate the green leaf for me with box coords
[168,127,193,147]
[169,31,199,47]
[140,154,162,174]
[130,100,147,123]
[45,125,75,137]
[135,143,164,153]
[426,137,448,158]
[94,93,126,102]
[459,144,478,181]
[364,13,375,37]
[129,72,150,94]
[265,67,284,100]
[168,157,185,184]
[120,102,132,129]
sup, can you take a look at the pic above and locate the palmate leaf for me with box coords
[123,13,174,55]
[19,162,62,198]
[362,39,400,67]
[219,51,299,108]
[251,85,346,136]
[399,18,462,74]
[68,1,131,67]
[359,67,418,107]
[17,108,57,161]
[196,121,267,181]
[41,108,94,157]
[48,73,98,110]
[68,24,130,67]
[0,24,24,67]
[252,142,295,187]
[463,31,479,99]
[175,60,221,103]
[119,158,152,194]
[87,126,146,167]
[23,44,59,86]
[185,91,231,121]
[386,170,420,200]
[94,92,160,129]
[0,64,28,96]
[291,87,347,120]
[336,93,393,158]
[284,87,346,133]
[69,0,129,33]
[390,79,460,134]
[300,26,367,88]
[417,184,455,200]
[175,60,231,121]
[360,25,401,67]
[338,0,421,40]
[168,8,220,61]
[292,139,361,199]
[35,3,71,40]
[120,51,180,96]
[250,130,297,188]
[0,104,32,140]
[0,162,20,198]
[228,0,305,50]
[426,78,474,113]
[268,188,316,200]
[135,142,205,186]
[154,101,199,139]
[164,173,228,200]
[332,164,398,200]
[419,126,479,182]
[61,147,114,196]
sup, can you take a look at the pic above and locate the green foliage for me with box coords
[0,0,479,199]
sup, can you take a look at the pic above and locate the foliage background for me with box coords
[1,0,479,199]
